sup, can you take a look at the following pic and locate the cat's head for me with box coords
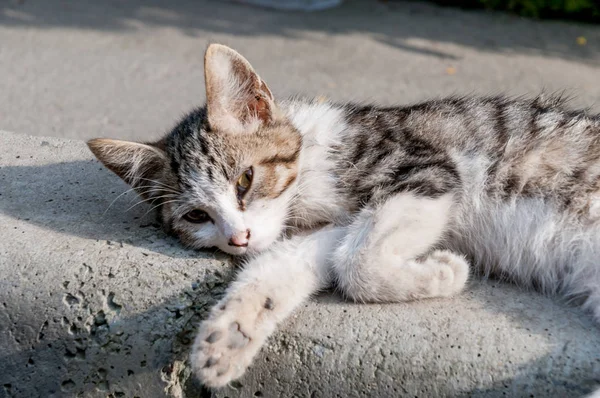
[88,44,301,255]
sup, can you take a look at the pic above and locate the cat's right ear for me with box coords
[204,44,277,134]
[87,138,168,198]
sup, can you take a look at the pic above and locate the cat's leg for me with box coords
[332,192,470,303]
[190,226,343,388]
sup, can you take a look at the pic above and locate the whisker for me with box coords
[142,199,182,217]
[133,177,182,194]
[103,185,174,214]
[125,188,178,205]
[104,187,139,215]
[125,194,180,212]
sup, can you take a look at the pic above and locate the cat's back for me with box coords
[341,95,600,206]
[433,95,600,215]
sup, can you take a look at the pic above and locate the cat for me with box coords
[88,44,600,388]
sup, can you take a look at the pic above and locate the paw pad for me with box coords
[204,357,218,368]
[205,331,222,343]
[264,297,274,310]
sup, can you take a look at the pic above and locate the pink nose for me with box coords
[228,229,251,247]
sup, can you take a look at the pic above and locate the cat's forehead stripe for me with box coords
[260,147,300,166]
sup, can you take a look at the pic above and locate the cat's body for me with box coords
[288,96,600,309]
[88,44,600,388]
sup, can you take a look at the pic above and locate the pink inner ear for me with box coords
[244,78,273,124]
[205,45,275,131]
[250,96,271,124]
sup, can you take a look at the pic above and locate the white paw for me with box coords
[190,294,275,388]
[426,250,470,297]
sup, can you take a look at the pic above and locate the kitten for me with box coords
[88,44,600,388]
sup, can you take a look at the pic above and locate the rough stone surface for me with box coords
[0,131,235,398]
[2,131,600,398]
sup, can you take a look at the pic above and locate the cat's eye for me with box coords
[183,209,210,224]
[236,167,253,199]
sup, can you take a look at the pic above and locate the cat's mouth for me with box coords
[221,245,249,256]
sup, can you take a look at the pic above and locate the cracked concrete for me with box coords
[1,130,600,397]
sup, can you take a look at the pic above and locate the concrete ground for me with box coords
[1,0,600,142]
[2,0,600,397]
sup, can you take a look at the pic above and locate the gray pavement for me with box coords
[1,0,600,142]
[2,1,600,397]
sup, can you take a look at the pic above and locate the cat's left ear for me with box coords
[204,44,276,134]
[87,138,168,199]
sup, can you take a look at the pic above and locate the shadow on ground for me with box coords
[0,158,224,258]
[1,0,599,63]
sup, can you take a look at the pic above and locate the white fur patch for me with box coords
[284,100,351,227]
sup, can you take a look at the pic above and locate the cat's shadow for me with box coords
[0,158,224,260]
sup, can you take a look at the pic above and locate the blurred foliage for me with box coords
[426,0,600,22]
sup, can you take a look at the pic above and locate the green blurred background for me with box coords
[426,0,599,22]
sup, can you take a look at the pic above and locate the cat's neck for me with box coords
[282,99,352,228]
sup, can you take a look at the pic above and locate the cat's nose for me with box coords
[228,229,251,247]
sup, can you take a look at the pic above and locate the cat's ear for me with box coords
[204,44,276,134]
[87,138,168,198]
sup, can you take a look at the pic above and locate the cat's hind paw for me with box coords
[426,249,470,297]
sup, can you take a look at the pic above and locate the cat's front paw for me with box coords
[190,295,274,388]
